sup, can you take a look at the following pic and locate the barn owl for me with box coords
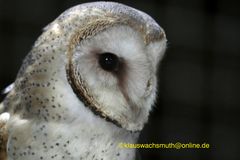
[0,1,166,160]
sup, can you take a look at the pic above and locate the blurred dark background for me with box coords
[0,0,239,159]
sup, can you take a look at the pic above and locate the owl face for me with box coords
[64,7,167,131]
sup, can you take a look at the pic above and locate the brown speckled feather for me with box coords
[0,120,8,160]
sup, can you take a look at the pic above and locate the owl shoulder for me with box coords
[0,118,8,160]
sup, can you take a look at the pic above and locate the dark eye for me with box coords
[98,53,119,72]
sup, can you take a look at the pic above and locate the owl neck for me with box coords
[64,105,140,160]
[42,112,140,160]
[36,88,141,160]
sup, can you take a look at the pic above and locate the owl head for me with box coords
[56,2,167,131]
[14,2,167,132]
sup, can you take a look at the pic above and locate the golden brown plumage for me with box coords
[0,120,7,160]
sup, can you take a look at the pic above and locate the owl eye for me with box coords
[98,53,119,72]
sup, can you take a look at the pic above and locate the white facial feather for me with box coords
[73,25,165,130]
